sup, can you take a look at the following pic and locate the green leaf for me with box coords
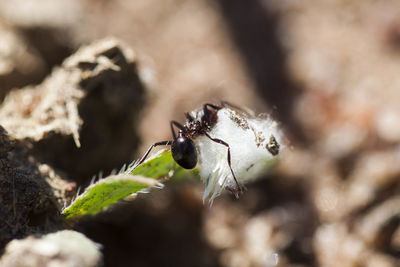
[62,175,160,219]
[62,150,187,220]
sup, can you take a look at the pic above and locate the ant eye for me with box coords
[171,136,197,169]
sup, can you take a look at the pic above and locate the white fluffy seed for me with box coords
[195,107,283,203]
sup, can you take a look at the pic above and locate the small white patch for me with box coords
[196,108,282,203]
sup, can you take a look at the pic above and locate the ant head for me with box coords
[171,135,197,169]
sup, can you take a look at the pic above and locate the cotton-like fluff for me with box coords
[195,108,282,203]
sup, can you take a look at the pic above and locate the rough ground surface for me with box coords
[1,1,400,267]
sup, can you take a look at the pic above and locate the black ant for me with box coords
[135,101,247,196]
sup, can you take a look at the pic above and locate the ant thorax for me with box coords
[195,107,282,202]
[184,108,218,138]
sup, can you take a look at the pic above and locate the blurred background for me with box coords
[1,0,400,266]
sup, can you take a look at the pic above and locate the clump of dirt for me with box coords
[0,38,146,182]
[0,126,63,249]
[0,230,102,267]
[0,38,146,252]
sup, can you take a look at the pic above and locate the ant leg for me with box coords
[170,121,185,140]
[130,121,184,172]
[185,112,194,121]
[221,101,254,116]
[139,120,185,163]
[130,140,173,172]
[204,132,245,198]
[139,120,184,166]
[203,103,222,112]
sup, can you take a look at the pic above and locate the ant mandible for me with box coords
[134,101,246,195]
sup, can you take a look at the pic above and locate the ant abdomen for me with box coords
[171,136,198,169]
